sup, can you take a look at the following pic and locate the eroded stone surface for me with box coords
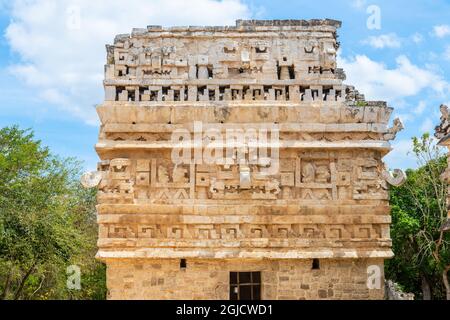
[93,19,401,300]
[435,105,450,234]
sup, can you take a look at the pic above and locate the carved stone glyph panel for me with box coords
[101,223,387,242]
[95,150,388,205]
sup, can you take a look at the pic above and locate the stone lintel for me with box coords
[96,204,390,216]
[96,204,391,215]
[102,123,388,133]
[103,79,343,86]
[95,140,392,152]
[97,214,391,224]
[96,248,393,261]
[96,105,393,126]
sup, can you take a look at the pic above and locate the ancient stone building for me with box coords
[435,104,450,234]
[83,19,405,300]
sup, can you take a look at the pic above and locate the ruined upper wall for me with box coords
[105,19,343,88]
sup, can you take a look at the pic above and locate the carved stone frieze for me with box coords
[87,19,402,300]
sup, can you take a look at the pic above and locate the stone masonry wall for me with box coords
[86,19,405,300]
[106,258,384,300]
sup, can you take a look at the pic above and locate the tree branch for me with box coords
[443,264,450,300]
[13,261,37,300]
[1,269,13,300]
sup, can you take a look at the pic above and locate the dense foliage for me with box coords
[2,126,450,300]
[387,133,450,300]
[0,126,106,300]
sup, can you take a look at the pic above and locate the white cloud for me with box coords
[393,101,430,125]
[445,46,450,61]
[351,0,367,9]
[411,32,423,44]
[413,101,427,115]
[395,113,414,124]
[338,54,450,102]
[362,33,401,49]
[420,117,434,134]
[4,0,251,124]
[433,24,450,38]
[383,139,415,170]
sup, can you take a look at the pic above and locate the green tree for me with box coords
[387,133,450,300]
[0,126,106,300]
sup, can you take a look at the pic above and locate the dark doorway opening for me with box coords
[229,272,261,300]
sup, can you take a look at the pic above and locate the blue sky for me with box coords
[0,0,449,171]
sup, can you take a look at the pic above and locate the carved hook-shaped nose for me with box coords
[382,169,406,187]
[80,171,103,189]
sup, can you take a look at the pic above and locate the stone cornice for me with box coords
[96,248,392,260]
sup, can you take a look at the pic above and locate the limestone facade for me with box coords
[107,258,384,300]
[435,104,450,233]
[89,19,403,300]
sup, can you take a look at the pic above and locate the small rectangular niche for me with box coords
[224,47,236,54]
[180,259,187,270]
[255,47,267,53]
[312,258,320,270]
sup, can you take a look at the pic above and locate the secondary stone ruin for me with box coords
[435,104,450,234]
[83,19,405,300]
